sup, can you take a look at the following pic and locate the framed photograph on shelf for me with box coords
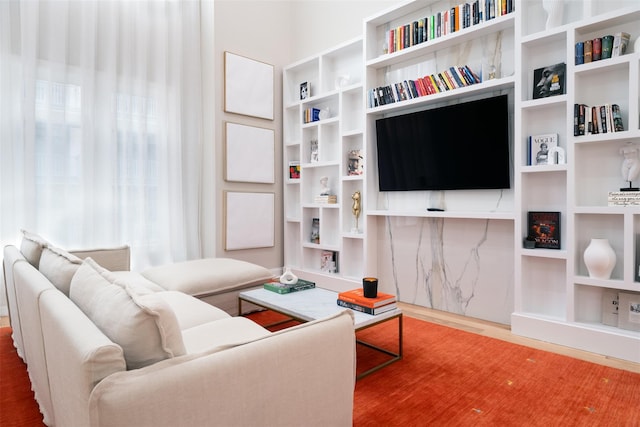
[347,149,363,176]
[300,82,309,100]
[527,211,561,249]
[618,292,640,332]
[224,51,274,120]
[532,62,565,99]
[288,161,300,180]
[528,133,558,165]
[310,139,319,163]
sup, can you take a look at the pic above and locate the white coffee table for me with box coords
[238,287,402,379]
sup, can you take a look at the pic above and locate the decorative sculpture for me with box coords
[620,142,640,191]
[351,191,361,233]
[541,0,564,29]
[319,176,331,196]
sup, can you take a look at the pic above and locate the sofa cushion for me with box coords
[109,271,166,294]
[69,258,186,370]
[39,246,83,296]
[155,291,230,330]
[141,258,274,297]
[180,316,271,354]
[20,229,48,268]
[70,245,131,272]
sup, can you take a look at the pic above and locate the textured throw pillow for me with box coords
[69,258,186,370]
[39,245,83,296]
[19,229,48,268]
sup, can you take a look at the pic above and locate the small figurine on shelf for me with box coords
[351,191,361,233]
[319,176,331,196]
[620,142,640,191]
[347,150,363,176]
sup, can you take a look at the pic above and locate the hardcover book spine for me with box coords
[337,299,397,315]
[578,104,586,136]
[584,40,592,63]
[599,105,608,133]
[612,104,624,131]
[601,35,614,60]
[575,42,584,65]
[592,37,602,61]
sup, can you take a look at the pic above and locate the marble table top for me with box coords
[239,287,401,329]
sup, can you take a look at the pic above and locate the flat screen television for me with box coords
[375,94,511,191]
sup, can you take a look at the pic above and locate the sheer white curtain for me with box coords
[0,1,204,282]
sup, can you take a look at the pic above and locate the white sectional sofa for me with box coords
[3,231,356,427]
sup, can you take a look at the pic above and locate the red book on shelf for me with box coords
[338,288,396,308]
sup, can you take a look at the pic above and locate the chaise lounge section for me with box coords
[3,231,356,427]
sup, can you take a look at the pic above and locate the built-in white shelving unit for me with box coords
[283,0,640,362]
[513,2,640,363]
[282,38,365,290]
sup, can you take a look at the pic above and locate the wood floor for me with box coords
[2,303,638,373]
[398,302,640,374]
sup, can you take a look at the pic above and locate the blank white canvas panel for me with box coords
[224,51,274,120]
[225,122,275,183]
[224,191,275,250]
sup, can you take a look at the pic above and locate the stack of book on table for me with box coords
[337,289,397,315]
[264,278,316,294]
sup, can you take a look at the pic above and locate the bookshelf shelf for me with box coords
[283,37,365,283]
[366,76,515,115]
[514,1,640,363]
[366,13,515,69]
[367,209,514,220]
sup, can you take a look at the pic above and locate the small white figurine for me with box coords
[620,142,640,186]
[319,176,331,196]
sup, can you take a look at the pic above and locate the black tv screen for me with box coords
[375,94,511,191]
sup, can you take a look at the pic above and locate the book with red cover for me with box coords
[338,288,396,308]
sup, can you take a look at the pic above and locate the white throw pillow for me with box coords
[19,229,48,268]
[39,245,83,296]
[69,258,186,370]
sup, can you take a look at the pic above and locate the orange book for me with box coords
[338,288,396,308]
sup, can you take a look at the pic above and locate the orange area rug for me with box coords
[2,313,639,426]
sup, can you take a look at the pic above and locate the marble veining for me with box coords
[377,216,514,325]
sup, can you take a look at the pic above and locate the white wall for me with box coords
[289,0,400,62]
[210,0,398,270]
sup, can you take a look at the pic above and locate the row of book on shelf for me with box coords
[602,289,640,332]
[575,32,630,65]
[384,0,514,55]
[573,103,624,136]
[367,64,481,108]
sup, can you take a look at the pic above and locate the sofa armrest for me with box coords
[70,245,130,271]
[89,310,356,427]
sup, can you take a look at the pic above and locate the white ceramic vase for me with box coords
[279,267,298,285]
[583,238,616,280]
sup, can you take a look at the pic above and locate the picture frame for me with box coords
[224,191,275,250]
[532,62,565,99]
[224,122,274,183]
[527,211,561,249]
[224,51,274,120]
[300,82,309,100]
